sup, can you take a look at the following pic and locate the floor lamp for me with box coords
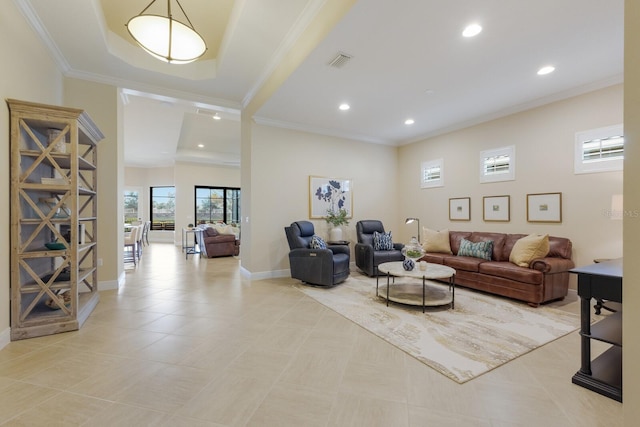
[405,218,420,242]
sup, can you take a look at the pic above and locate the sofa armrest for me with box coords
[393,242,405,251]
[203,234,236,244]
[328,245,350,256]
[530,257,575,273]
[288,248,334,262]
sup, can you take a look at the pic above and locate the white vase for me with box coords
[329,227,343,242]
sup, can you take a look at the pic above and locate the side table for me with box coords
[182,228,204,259]
[569,259,622,402]
[327,240,350,246]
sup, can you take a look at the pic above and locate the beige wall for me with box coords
[245,124,399,277]
[63,78,120,290]
[397,85,624,275]
[0,0,64,343]
[624,0,639,420]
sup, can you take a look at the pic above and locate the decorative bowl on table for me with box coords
[402,236,425,261]
[45,242,66,250]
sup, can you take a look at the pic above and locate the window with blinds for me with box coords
[483,154,510,175]
[421,159,444,188]
[575,124,623,174]
[480,146,515,183]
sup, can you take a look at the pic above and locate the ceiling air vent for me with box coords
[196,108,216,116]
[327,52,353,68]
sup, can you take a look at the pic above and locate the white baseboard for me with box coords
[243,267,290,280]
[0,327,10,351]
[100,278,119,291]
[118,271,126,288]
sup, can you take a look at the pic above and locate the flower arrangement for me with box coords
[325,208,349,227]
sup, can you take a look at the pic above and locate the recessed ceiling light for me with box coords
[339,103,350,111]
[197,143,204,148]
[213,113,221,120]
[405,119,415,125]
[537,65,555,75]
[462,23,482,38]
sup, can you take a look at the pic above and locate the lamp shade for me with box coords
[126,1,207,64]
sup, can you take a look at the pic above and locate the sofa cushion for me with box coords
[204,227,219,237]
[503,233,527,259]
[457,238,493,261]
[443,255,484,272]
[478,261,544,285]
[423,253,446,264]
[509,234,550,267]
[469,232,507,261]
[449,231,472,255]
[310,235,327,249]
[548,236,573,259]
[373,231,394,251]
[422,227,452,254]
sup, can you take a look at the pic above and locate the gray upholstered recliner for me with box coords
[284,221,350,286]
[355,220,405,276]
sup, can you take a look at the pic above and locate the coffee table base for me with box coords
[377,281,454,309]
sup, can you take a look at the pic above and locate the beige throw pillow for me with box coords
[422,227,452,254]
[509,234,550,267]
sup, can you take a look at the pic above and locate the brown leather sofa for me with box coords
[422,231,574,306]
[200,227,240,258]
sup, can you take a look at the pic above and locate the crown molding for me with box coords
[253,116,391,145]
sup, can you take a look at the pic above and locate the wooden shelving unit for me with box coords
[8,99,104,340]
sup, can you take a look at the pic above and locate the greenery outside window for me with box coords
[150,186,176,230]
[124,190,139,224]
[195,186,241,225]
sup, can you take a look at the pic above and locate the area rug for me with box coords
[295,273,579,383]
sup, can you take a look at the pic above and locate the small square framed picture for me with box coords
[449,197,471,221]
[527,192,562,223]
[483,195,510,222]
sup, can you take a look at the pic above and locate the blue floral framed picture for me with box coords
[309,176,353,219]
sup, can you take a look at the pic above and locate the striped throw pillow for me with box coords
[457,238,493,261]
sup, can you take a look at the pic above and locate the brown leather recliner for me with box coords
[200,227,240,258]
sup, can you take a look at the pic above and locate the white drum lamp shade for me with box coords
[127,0,207,64]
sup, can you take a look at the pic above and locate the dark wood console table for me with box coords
[570,259,622,402]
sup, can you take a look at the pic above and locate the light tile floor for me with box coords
[0,243,623,426]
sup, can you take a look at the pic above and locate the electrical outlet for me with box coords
[97,258,103,267]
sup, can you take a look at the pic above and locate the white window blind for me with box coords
[575,124,623,174]
[483,154,511,175]
[480,146,515,183]
[421,159,444,188]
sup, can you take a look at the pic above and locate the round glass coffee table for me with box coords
[376,261,456,312]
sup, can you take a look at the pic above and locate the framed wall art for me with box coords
[527,192,562,223]
[449,197,471,221]
[483,195,510,222]
[309,176,353,219]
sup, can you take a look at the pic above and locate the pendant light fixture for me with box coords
[126,0,207,64]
